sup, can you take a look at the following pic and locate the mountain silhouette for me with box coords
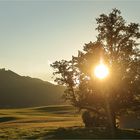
[0,68,64,108]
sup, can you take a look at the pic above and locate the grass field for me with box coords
[0,105,82,139]
[0,105,140,139]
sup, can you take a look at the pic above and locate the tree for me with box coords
[51,9,140,130]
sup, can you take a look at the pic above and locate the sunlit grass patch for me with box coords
[0,105,82,139]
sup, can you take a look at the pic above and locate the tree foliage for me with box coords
[51,9,140,129]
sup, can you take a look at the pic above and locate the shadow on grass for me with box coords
[42,127,140,139]
[0,117,16,123]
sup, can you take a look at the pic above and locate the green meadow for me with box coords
[0,105,140,139]
[0,105,82,139]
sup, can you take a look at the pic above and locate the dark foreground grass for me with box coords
[41,127,140,139]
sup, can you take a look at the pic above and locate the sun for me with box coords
[94,62,109,79]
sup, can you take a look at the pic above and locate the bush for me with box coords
[82,110,110,128]
[82,111,94,127]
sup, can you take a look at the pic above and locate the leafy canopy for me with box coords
[51,9,140,119]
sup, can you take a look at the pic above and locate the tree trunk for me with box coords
[108,107,116,137]
[110,111,116,129]
[106,101,116,136]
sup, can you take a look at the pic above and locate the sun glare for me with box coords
[94,62,109,79]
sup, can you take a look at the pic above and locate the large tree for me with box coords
[51,9,140,130]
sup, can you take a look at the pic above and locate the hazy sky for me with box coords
[0,0,140,82]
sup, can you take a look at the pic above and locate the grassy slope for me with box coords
[0,105,140,139]
[0,105,82,139]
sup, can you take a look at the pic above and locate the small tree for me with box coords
[51,9,140,130]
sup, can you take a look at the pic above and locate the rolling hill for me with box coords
[0,68,65,108]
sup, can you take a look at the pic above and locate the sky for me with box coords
[0,0,140,82]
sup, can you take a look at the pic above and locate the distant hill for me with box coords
[0,69,65,108]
